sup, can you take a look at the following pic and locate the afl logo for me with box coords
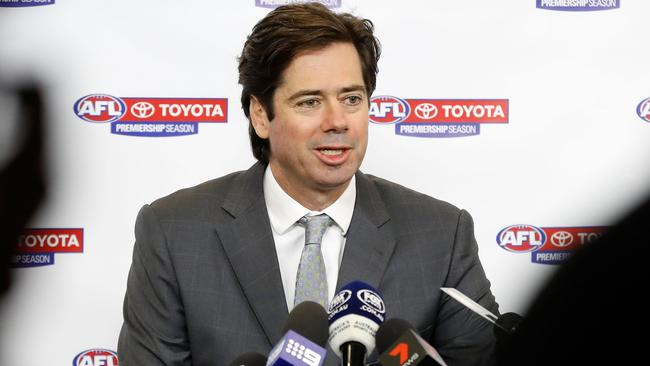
[637,97,650,123]
[496,225,546,253]
[328,289,352,312]
[74,94,125,123]
[369,95,410,124]
[357,289,385,313]
[72,349,118,366]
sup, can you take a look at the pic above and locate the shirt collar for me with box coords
[263,164,356,236]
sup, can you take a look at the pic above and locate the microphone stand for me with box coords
[340,341,366,366]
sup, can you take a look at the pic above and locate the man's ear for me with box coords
[249,95,270,139]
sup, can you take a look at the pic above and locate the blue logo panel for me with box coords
[395,123,480,138]
[12,253,55,267]
[0,0,55,7]
[536,0,620,11]
[111,122,198,137]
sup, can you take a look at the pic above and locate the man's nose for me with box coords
[321,102,348,132]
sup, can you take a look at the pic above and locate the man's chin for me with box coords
[313,171,356,191]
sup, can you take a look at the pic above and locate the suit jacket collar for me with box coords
[336,171,395,291]
[221,161,267,217]
[216,163,396,349]
[217,162,289,346]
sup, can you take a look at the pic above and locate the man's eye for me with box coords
[297,99,320,108]
[344,95,363,105]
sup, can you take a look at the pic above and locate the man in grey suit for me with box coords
[118,3,499,366]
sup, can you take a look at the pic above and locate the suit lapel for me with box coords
[337,172,395,292]
[215,162,288,346]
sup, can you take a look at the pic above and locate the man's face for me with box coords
[251,42,369,207]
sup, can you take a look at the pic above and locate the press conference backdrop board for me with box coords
[1,1,649,365]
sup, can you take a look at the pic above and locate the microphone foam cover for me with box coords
[375,318,415,354]
[282,301,329,347]
[327,281,386,357]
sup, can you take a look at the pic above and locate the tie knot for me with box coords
[300,214,332,245]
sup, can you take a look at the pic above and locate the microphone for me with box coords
[266,301,328,366]
[327,281,386,366]
[440,287,522,344]
[493,312,523,363]
[494,312,523,339]
[229,352,267,366]
[375,318,447,366]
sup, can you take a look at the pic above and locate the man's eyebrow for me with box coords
[287,89,323,101]
[339,85,366,94]
[286,85,367,102]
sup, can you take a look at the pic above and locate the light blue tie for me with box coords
[294,214,332,309]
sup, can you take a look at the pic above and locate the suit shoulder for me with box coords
[363,173,462,219]
[146,170,245,221]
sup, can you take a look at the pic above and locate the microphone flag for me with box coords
[266,330,326,366]
[378,329,447,366]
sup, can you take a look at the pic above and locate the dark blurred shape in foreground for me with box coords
[0,85,46,296]
[498,193,650,365]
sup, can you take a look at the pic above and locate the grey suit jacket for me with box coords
[118,162,498,366]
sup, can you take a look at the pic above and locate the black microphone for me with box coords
[440,286,523,360]
[281,301,329,346]
[494,312,523,339]
[228,352,267,366]
[375,318,447,366]
[327,281,386,366]
[494,312,524,363]
[267,301,329,366]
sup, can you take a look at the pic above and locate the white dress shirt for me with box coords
[263,165,356,311]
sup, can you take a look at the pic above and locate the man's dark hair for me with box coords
[238,2,381,163]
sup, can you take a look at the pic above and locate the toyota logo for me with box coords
[414,103,438,120]
[131,101,155,118]
[550,231,573,247]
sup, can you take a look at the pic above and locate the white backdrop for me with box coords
[1,1,649,365]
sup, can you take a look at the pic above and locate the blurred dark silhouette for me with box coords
[498,193,650,365]
[0,84,47,297]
